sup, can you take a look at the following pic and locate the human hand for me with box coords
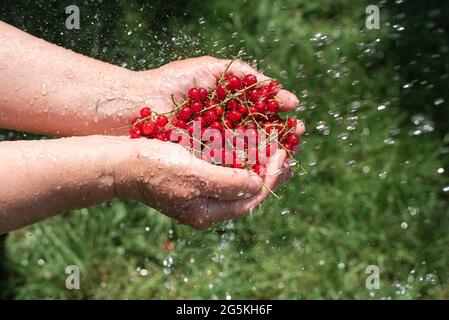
[111,136,292,229]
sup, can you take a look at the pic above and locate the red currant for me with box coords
[267,99,279,112]
[142,121,157,135]
[227,75,242,92]
[179,106,192,121]
[191,101,203,113]
[197,87,208,100]
[188,88,200,101]
[286,134,299,146]
[287,118,297,128]
[140,106,152,118]
[156,115,168,127]
[129,127,142,139]
[255,101,267,113]
[242,74,257,87]
[215,106,224,117]
[215,86,227,100]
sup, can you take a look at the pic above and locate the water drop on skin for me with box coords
[41,83,48,96]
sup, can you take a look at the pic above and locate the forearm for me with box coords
[0,21,147,136]
[0,136,120,233]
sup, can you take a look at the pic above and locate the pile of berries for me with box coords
[129,72,300,176]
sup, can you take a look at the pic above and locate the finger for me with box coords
[221,60,300,112]
[196,163,263,201]
[225,60,270,82]
[276,90,300,112]
[295,120,306,136]
[204,150,288,222]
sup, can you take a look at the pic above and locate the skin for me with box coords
[0,21,305,233]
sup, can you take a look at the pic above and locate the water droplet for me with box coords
[315,121,330,135]
[433,98,445,106]
[139,268,148,276]
[41,84,48,96]
[407,207,419,216]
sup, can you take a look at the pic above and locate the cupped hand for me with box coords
[112,137,293,229]
[119,56,306,228]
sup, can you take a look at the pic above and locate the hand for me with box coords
[111,137,292,229]
[129,56,305,194]
[132,56,298,113]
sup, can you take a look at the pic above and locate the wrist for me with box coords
[103,137,159,201]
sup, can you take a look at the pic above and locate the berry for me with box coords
[237,104,248,115]
[204,109,217,123]
[179,106,192,121]
[223,119,233,129]
[210,121,223,131]
[173,119,187,129]
[242,74,257,87]
[267,99,279,112]
[286,134,300,146]
[129,127,142,139]
[188,88,200,101]
[226,99,238,110]
[227,110,241,123]
[287,118,297,128]
[215,106,224,117]
[156,115,168,127]
[191,101,203,113]
[284,142,293,151]
[155,133,167,141]
[140,106,152,118]
[197,87,208,100]
[227,75,242,92]
[258,86,271,99]
[255,101,267,113]
[215,86,227,100]
[248,89,259,103]
[249,107,259,119]
[142,121,157,135]
[268,80,282,93]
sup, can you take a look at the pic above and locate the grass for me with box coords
[1,0,448,299]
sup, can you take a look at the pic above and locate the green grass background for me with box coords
[0,0,448,299]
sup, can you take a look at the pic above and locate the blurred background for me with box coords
[0,0,448,299]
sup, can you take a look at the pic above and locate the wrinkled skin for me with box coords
[114,138,292,229]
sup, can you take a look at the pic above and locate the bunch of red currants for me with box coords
[129,72,301,176]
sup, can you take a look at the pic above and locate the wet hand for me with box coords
[111,137,291,229]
